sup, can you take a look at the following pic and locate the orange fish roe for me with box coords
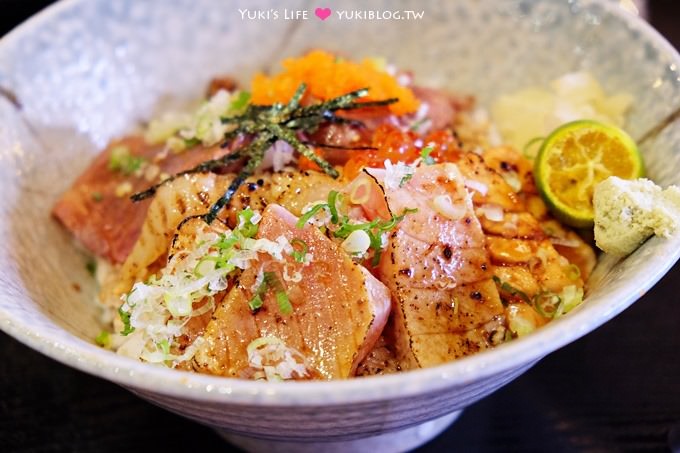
[251,50,419,116]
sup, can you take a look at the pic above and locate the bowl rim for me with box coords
[1,0,680,406]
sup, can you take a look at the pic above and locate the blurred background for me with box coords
[0,1,679,452]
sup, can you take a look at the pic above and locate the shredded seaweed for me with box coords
[131,83,397,225]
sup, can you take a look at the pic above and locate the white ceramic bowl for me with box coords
[1,0,680,451]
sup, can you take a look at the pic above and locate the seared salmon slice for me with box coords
[101,173,232,308]
[189,204,391,379]
[100,170,341,307]
[358,164,505,369]
[52,136,243,263]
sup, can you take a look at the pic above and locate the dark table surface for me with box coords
[2,1,680,452]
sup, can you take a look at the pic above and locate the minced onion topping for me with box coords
[247,337,309,381]
[144,89,250,150]
[383,159,416,189]
[117,208,299,366]
[260,140,297,172]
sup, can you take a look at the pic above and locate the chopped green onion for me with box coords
[248,294,264,312]
[290,238,309,263]
[108,145,145,176]
[334,219,374,239]
[237,207,259,238]
[492,276,531,304]
[327,190,341,224]
[159,339,170,356]
[248,272,292,315]
[368,230,384,266]
[566,264,581,281]
[94,330,110,348]
[193,255,218,277]
[264,272,292,315]
[296,203,328,228]
[183,137,201,148]
[533,291,562,318]
[399,173,414,187]
[85,259,97,277]
[248,274,268,313]
[556,285,584,315]
[216,232,239,250]
[376,208,418,233]
[230,91,251,111]
[409,117,428,132]
[333,208,417,265]
[118,306,135,336]
[91,192,103,202]
[420,145,435,165]
[275,291,292,315]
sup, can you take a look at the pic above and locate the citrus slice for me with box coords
[534,120,644,228]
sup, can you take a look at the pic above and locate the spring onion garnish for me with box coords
[493,276,584,319]
[237,207,260,239]
[94,330,111,348]
[409,117,429,132]
[116,207,301,365]
[265,272,292,315]
[275,290,293,315]
[118,306,135,336]
[109,145,145,176]
[566,264,581,281]
[230,91,251,111]
[533,291,563,318]
[297,190,417,265]
[338,208,417,266]
[327,190,342,224]
[248,294,264,312]
[492,276,531,305]
[296,203,329,229]
[248,271,292,315]
[399,173,414,187]
[290,239,309,263]
[248,275,268,312]
[131,83,398,225]
[420,144,435,165]
[91,192,103,202]
[158,339,171,356]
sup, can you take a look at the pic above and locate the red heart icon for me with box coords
[315,7,331,20]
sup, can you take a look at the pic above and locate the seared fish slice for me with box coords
[359,163,505,369]
[52,136,242,263]
[189,205,391,379]
[101,170,341,307]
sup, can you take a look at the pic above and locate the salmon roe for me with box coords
[342,125,463,180]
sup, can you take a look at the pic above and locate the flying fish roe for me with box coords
[251,50,419,115]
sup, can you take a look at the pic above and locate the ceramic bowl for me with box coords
[1,0,679,451]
